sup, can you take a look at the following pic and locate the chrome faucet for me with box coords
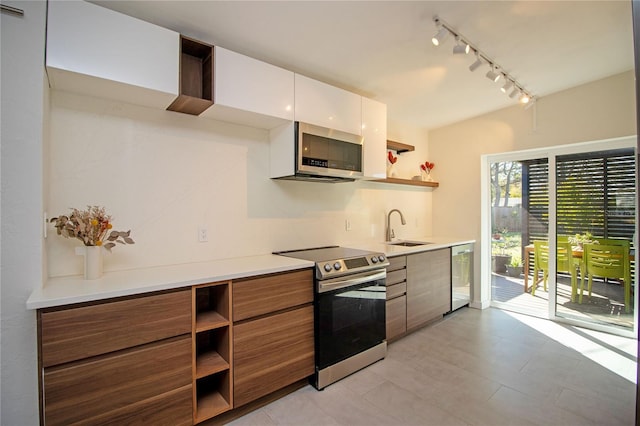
[386,209,406,242]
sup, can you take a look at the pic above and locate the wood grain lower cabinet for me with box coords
[38,289,192,426]
[233,305,314,407]
[232,269,314,407]
[386,255,407,341]
[406,248,451,330]
[43,336,192,425]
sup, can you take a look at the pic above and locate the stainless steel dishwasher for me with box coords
[451,243,473,311]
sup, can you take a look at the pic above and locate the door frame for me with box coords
[481,135,637,338]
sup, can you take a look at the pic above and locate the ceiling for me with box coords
[91,1,634,130]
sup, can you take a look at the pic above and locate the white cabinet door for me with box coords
[201,47,294,129]
[362,97,387,179]
[46,0,179,109]
[294,74,362,135]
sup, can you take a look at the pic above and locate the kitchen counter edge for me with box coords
[27,254,315,310]
[352,236,475,257]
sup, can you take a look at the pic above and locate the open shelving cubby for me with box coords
[167,35,214,116]
[192,281,232,424]
[378,140,439,188]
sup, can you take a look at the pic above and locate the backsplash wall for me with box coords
[46,91,432,277]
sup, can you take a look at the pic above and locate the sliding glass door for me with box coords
[490,156,549,318]
[554,149,636,330]
[485,137,636,336]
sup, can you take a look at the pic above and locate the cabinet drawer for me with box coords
[78,385,192,426]
[387,256,406,272]
[234,305,314,407]
[233,269,313,321]
[40,289,191,367]
[387,282,407,300]
[387,269,407,286]
[43,335,192,425]
[386,296,406,341]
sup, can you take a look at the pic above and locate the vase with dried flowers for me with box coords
[420,161,435,181]
[50,206,134,279]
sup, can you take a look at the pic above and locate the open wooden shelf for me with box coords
[195,391,231,424]
[387,140,415,153]
[192,281,232,423]
[374,177,439,188]
[196,311,229,332]
[196,351,230,379]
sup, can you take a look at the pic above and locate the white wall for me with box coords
[46,91,433,276]
[1,1,47,424]
[428,71,637,307]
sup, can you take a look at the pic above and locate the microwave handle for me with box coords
[317,270,386,293]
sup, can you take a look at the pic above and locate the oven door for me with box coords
[316,269,386,370]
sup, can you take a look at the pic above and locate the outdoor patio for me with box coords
[492,271,634,329]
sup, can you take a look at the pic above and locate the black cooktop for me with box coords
[273,246,376,262]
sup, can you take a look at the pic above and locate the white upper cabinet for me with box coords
[361,97,387,179]
[200,47,294,128]
[294,74,362,135]
[46,0,179,109]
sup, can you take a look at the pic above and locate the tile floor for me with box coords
[228,307,637,426]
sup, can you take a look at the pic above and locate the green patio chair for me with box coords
[581,242,631,313]
[532,240,578,299]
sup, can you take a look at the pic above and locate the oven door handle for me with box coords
[318,270,386,293]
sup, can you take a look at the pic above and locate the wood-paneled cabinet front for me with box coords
[406,249,451,330]
[38,289,192,426]
[232,269,314,407]
[233,305,314,407]
[386,255,407,341]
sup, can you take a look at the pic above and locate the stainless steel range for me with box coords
[274,246,389,390]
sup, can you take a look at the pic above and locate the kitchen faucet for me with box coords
[386,209,406,242]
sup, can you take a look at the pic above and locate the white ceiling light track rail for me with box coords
[432,16,535,108]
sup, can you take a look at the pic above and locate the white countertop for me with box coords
[27,236,474,310]
[27,254,314,310]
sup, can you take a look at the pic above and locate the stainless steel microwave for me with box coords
[293,122,364,182]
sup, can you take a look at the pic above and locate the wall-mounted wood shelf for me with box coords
[387,140,415,154]
[374,177,439,188]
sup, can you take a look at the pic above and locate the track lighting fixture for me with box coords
[501,80,513,93]
[469,53,483,72]
[452,37,470,54]
[486,66,500,83]
[432,16,536,106]
[431,21,449,46]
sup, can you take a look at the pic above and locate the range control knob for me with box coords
[324,263,332,272]
[333,262,342,271]
[378,255,386,262]
[371,256,379,263]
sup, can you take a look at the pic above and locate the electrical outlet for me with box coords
[345,219,352,231]
[198,226,208,242]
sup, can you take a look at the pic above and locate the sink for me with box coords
[387,241,432,247]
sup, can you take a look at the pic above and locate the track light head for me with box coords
[509,87,520,99]
[486,66,500,83]
[501,80,513,93]
[432,25,449,46]
[469,53,483,72]
[519,93,531,104]
[452,37,470,54]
